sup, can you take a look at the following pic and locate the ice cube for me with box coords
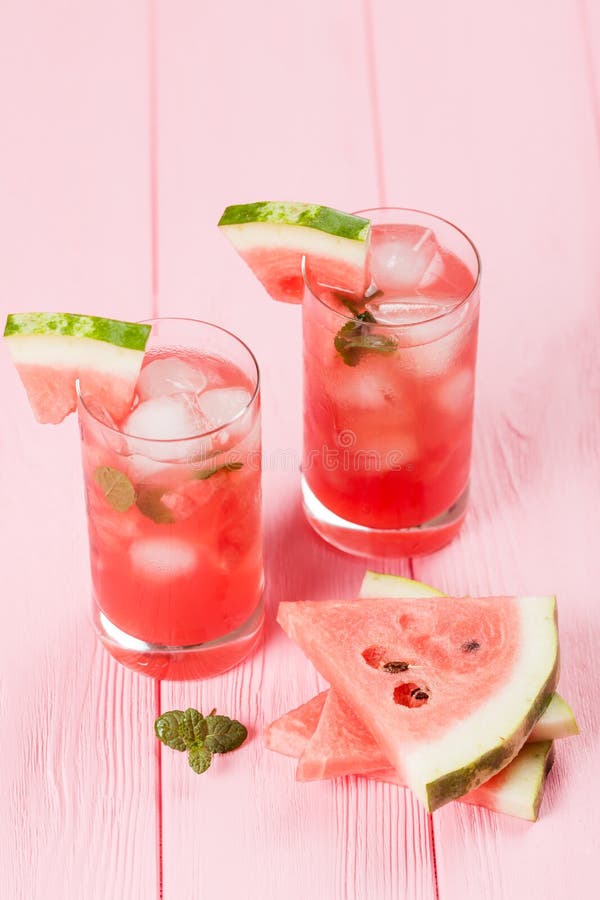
[197,388,252,428]
[136,357,208,401]
[130,537,197,580]
[123,394,212,462]
[125,394,210,440]
[369,225,439,292]
[365,296,458,327]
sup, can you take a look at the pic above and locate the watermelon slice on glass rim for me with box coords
[4,312,151,424]
[277,588,559,812]
[218,201,371,303]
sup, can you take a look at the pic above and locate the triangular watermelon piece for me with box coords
[277,595,558,811]
[218,201,370,303]
[4,312,151,424]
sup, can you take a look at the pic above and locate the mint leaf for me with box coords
[136,486,174,524]
[204,715,248,754]
[188,744,212,774]
[154,710,188,751]
[93,466,136,511]
[334,313,396,367]
[180,708,208,746]
[154,707,248,775]
[194,461,244,481]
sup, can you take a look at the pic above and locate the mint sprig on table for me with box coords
[155,707,248,774]
[334,308,397,367]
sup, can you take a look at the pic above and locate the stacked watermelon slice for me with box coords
[266,573,577,820]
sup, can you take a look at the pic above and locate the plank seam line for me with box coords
[155,677,164,899]
[148,0,159,318]
[428,812,440,900]
[361,0,387,206]
[577,0,600,162]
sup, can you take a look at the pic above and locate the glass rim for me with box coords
[301,205,482,329]
[77,316,260,443]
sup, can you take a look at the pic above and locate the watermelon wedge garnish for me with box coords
[218,201,370,303]
[277,593,559,811]
[4,312,151,424]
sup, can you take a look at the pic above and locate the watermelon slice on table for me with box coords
[266,575,575,820]
[298,574,574,783]
[277,593,559,812]
[218,201,370,303]
[4,312,151,424]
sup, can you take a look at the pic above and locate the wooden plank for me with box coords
[371,1,600,897]
[0,2,157,897]
[154,0,436,896]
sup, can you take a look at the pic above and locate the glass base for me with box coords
[301,477,469,558]
[93,596,265,680]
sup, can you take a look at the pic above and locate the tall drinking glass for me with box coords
[302,208,481,557]
[78,318,263,679]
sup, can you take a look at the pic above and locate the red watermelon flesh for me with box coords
[277,596,558,811]
[263,692,327,758]
[14,362,138,425]
[239,247,367,304]
[296,690,387,780]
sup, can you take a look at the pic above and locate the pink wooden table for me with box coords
[1,1,599,897]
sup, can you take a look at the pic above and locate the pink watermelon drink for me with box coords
[301,208,481,557]
[78,319,263,679]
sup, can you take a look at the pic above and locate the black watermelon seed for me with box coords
[382,661,409,673]
[461,640,480,653]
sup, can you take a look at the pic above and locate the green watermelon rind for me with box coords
[4,312,151,351]
[218,202,370,242]
[460,739,555,822]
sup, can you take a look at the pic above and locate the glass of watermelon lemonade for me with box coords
[78,318,263,679]
[302,208,481,557]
